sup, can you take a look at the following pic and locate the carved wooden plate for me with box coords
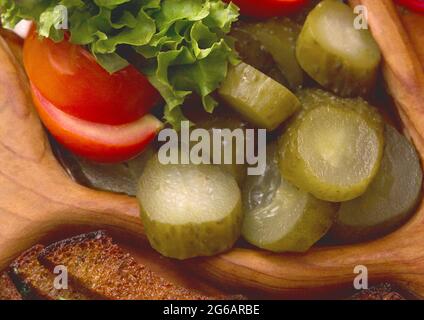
[0,0,423,299]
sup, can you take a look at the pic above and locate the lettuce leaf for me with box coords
[0,0,239,128]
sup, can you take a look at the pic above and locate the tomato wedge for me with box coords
[24,30,160,125]
[229,0,309,18]
[395,0,424,13]
[31,84,163,163]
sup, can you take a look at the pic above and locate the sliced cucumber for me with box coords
[70,157,137,196]
[218,62,301,131]
[296,0,381,96]
[196,116,248,185]
[297,89,384,126]
[127,147,154,182]
[242,143,337,252]
[279,102,384,202]
[54,146,154,197]
[137,154,242,259]
[231,26,288,86]
[242,18,304,90]
[292,0,321,25]
[331,126,423,243]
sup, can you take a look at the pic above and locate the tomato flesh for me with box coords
[31,84,163,163]
[24,30,160,125]
[395,0,424,13]
[229,0,309,18]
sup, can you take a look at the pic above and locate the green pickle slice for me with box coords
[231,26,288,86]
[331,126,423,243]
[296,0,381,96]
[242,144,337,252]
[296,89,384,127]
[137,154,242,260]
[196,116,248,185]
[218,62,301,130]
[279,94,385,202]
[241,18,304,90]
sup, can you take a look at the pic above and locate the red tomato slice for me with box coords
[229,0,309,18]
[31,83,163,163]
[395,0,424,13]
[24,30,160,125]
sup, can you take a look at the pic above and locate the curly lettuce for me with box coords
[0,0,239,128]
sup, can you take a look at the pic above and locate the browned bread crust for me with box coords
[350,283,405,300]
[0,272,21,300]
[9,244,89,300]
[39,231,215,300]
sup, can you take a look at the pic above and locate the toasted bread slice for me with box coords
[39,231,216,300]
[0,272,22,300]
[350,283,405,300]
[9,244,90,300]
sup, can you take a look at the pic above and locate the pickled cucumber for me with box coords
[296,89,385,127]
[127,147,154,182]
[242,143,337,252]
[137,154,242,259]
[53,142,154,197]
[296,0,381,96]
[218,62,301,130]
[231,26,288,86]
[292,0,321,25]
[241,18,304,90]
[279,102,385,202]
[331,126,423,243]
[196,116,248,185]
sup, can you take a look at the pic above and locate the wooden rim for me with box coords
[0,0,423,299]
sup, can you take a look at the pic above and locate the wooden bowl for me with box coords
[0,0,423,299]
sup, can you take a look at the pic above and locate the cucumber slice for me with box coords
[218,62,301,131]
[127,147,154,182]
[331,126,423,243]
[196,116,248,185]
[137,154,242,259]
[231,26,288,86]
[297,89,384,127]
[242,18,304,90]
[292,0,321,25]
[279,102,384,202]
[53,143,154,197]
[242,144,337,252]
[296,0,381,96]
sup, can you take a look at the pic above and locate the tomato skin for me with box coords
[229,0,309,18]
[31,83,163,163]
[395,0,424,13]
[24,30,160,125]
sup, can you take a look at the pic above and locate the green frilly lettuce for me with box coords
[0,0,239,128]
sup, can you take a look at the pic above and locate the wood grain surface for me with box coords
[0,0,423,299]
